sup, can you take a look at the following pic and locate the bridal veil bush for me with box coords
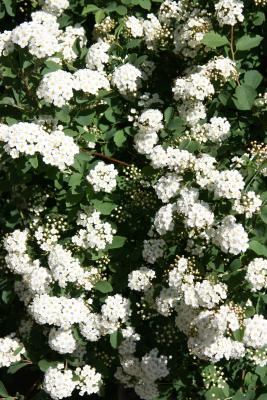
[0,0,267,399]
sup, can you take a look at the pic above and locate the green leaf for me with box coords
[105,108,116,123]
[56,107,70,123]
[202,31,229,48]
[164,107,174,125]
[95,9,105,23]
[38,359,58,372]
[75,114,93,126]
[68,173,82,189]
[260,206,267,224]
[115,5,127,15]
[3,0,14,16]
[236,35,263,51]
[7,361,29,374]
[257,395,267,400]
[29,156,39,169]
[249,240,267,257]
[95,280,113,293]
[108,236,127,249]
[92,200,117,215]
[233,84,257,110]
[138,0,151,10]
[253,11,265,26]
[110,330,123,349]
[0,381,9,398]
[167,117,184,131]
[82,4,99,15]
[205,387,227,400]
[233,391,256,400]
[244,70,263,89]
[114,130,126,147]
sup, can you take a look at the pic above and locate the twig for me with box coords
[89,151,130,167]
[230,26,236,61]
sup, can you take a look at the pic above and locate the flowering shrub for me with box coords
[0,0,267,399]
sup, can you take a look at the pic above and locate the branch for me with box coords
[83,149,130,167]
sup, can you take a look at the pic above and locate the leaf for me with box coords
[95,9,105,23]
[56,107,70,123]
[7,361,29,374]
[202,31,229,48]
[95,280,113,293]
[257,395,267,400]
[244,70,263,89]
[29,156,39,169]
[260,206,267,224]
[164,107,174,125]
[253,11,265,26]
[167,117,184,131]
[108,236,127,249]
[0,381,9,397]
[233,84,257,110]
[105,108,116,123]
[236,35,263,51]
[249,240,267,257]
[115,5,127,15]
[114,130,126,147]
[75,114,93,126]
[92,200,117,215]
[68,173,82,189]
[3,0,14,16]
[233,391,256,400]
[138,0,151,10]
[82,4,99,15]
[205,387,227,399]
[38,359,58,372]
[110,330,123,349]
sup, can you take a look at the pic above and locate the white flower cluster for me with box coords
[243,315,267,349]
[128,267,156,291]
[203,56,238,81]
[211,216,249,255]
[73,69,110,95]
[116,333,169,400]
[0,335,24,368]
[0,122,79,170]
[233,191,262,218]
[174,12,211,58]
[134,108,163,154]
[48,244,91,290]
[75,365,102,396]
[190,117,231,143]
[7,8,86,61]
[37,69,109,107]
[30,294,88,328]
[112,63,142,96]
[42,0,70,16]
[86,40,110,71]
[72,209,116,250]
[173,73,214,102]
[79,295,131,340]
[245,258,267,292]
[43,365,76,400]
[153,173,181,203]
[215,0,244,26]
[142,239,166,264]
[125,16,144,38]
[86,161,118,193]
[156,256,227,314]
[101,294,131,333]
[48,328,77,354]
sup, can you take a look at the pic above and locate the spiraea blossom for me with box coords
[0,0,265,399]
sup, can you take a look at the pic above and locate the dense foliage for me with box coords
[0,0,267,399]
